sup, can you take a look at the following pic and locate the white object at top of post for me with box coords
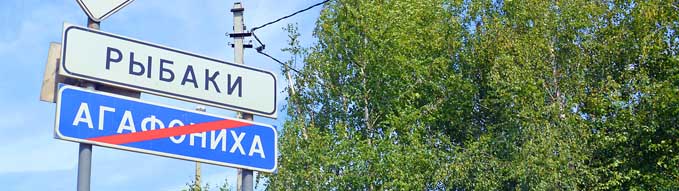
[76,0,135,22]
[233,2,245,65]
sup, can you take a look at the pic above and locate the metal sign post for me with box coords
[76,18,99,191]
[73,0,138,189]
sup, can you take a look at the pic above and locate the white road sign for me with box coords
[76,0,135,22]
[59,24,277,118]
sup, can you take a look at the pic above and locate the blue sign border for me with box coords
[54,85,278,172]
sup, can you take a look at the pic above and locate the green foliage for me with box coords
[263,0,679,190]
[181,178,231,191]
[181,180,209,191]
[217,179,231,191]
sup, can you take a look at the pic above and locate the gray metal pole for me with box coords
[77,143,92,191]
[77,18,99,191]
[231,2,254,191]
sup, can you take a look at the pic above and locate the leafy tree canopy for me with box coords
[263,0,679,190]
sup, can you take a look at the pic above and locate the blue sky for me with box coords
[0,0,319,190]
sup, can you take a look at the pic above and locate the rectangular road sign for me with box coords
[59,23,277,118]
[55,85,278,172]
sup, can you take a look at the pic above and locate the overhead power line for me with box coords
[252,32,300,74]
[250,0,330,32]
[248,0,330,74]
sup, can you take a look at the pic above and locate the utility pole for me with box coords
[195,106,206,190]
[230,2,254,191]
[195,160,202,190]
[77,18,98,191]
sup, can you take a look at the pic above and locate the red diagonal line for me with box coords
[87,119,251,145]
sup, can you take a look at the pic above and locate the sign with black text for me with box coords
[59,24,277,118]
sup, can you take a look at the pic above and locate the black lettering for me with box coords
[227,74,242,97]
[181,65,198,88]
[106,47,122,70]
[160,59,175,82]
[128,52,145,76]
[205,69,220,93]
[146,56,152,79]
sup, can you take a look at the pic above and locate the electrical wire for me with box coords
[248,0,330,74]
[252,32,264,51]
[258,47,301,74]
[250,0,330,32]
[251,32,300,74]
